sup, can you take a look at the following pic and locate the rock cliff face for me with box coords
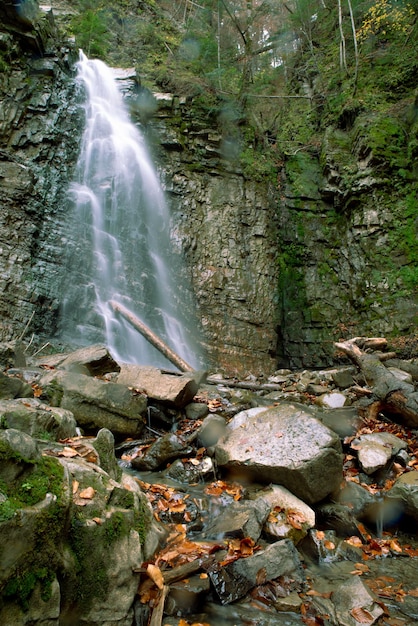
[0,5,416,376]
[148,95,280,375]
[0,5,80,343]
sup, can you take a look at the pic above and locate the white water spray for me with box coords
[62,52,201,368]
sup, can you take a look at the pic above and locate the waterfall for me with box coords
[61,51,201,369]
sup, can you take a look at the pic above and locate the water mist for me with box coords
[61,52,201,369]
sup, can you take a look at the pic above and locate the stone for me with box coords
[208,539,305,604]
[117,365,199,408]
[38,370,146,438]
[386,470,418,521]
[331,576,384,626]
[214,403,343,504]
[165,456,214,483]
[0,371,32,400]
[0,398,78,441]
[197,414,227,448]
[0,428,41,482]
[185,402,209,420]
[130,433,193,471]
[203,498,270,542]
[43,344,120,376]
[352,432,407,475]
[318,392,347,408]
[256,484,315,544]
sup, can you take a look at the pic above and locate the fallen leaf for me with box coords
[324,540,335,550]
[72,480,79,494]
[350,606,374,623]
[147,563,164,590]
[79,487,95,499]
[92,517,102,525]
[59,447,79,458]
[256,567,267,585]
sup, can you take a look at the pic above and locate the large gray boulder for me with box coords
[38,370,146,438]
[214,403,343,504]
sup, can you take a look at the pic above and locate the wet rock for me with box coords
[386,470,418,521]
[0,371,32,400]
[117,365,200,408]
[208,538,305,604]
[331,366,357,389]
[316,502,365,538]
[214,403,343,504]
[335,480,376,517]
[91,428,122,481]
[38,370,146,438]
[255,484,315,544]
[0,398,77,441]
[203,498,270,542]
[131,433,193,471]
[166,573,211,615]
[197,414,227,448]
[352,432,407,475]
[165,456,214,483]
[319,406,360,439]
[0,428,41,482]
[331,576,384,625]
[185,401,209,420]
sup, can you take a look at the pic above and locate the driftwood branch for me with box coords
[206,376,284,391]
[335,337,418,427]
[110,300,193,372]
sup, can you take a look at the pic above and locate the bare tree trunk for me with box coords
[347,0,359,92]
[110,300,194,373]
[338,0,347,73]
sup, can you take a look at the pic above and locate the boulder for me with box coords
[386,470,418,522]
[0,371,33,399]
[38,370,146,438]
[214,403,343,504]
[130,433,193,471]
[35,344,120,376]
[256,484,315,544]
[208,539,305,604]
[331,576,384,626]
[0,429,161,626]
[351,432,408,475]
[203,498,270,542]
[117,364,200,408]
[0,398,77,441]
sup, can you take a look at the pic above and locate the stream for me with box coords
[116,378,418,626]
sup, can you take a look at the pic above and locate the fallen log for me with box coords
[335,338,418,427]
[206,376,285,392]
[110,300,193,373]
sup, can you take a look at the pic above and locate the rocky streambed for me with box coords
[0,341,417,625]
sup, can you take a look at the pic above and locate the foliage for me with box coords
[357,0,414,43]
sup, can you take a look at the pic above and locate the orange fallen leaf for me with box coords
[324,540,335,550]
[72,480,79,494]
[350,607,374,623]
[147,563,164,590]
[59,447,79,458]
[79,487,95,499]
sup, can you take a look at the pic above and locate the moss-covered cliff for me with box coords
[0,1,416,373]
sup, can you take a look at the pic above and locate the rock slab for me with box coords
[215,403,343,504]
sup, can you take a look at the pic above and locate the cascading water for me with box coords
[61,52,201,369]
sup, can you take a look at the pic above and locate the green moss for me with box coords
[3,568,54,611]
